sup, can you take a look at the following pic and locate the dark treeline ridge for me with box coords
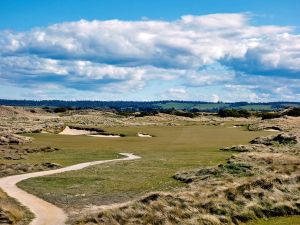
[0,99,300,112]
[218,109,251,118]
[218,108,300,119]
[259,108,300,120]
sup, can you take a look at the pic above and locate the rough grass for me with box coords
[17,124,267,211]
[74,175,300,225]
[247,215,300,225]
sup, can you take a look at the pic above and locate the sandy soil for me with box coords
[59,126,92,135]
[40,131,49,134]
[0,153,140,225]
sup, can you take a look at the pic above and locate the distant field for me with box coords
[247,216,300,225]
[236,104,273,111]
[154,102,228,110]
[16,123,268,211]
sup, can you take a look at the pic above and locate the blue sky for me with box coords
[0,0,299,101]
[1,0,300,31]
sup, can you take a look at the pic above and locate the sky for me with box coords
[0,0,299,102]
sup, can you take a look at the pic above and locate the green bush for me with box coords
[284,107,300,117]
[53,108,66,113]
[174,110,197,118]
[260,112,281,120]
[135,111,159,117]
[218,109,251,118]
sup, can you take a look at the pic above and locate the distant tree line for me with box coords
[218,109,251,118]
[218,107,300,119]
[1,99,300,113]
[259,107,300,120]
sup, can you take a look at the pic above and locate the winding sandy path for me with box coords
[0,153,140,225]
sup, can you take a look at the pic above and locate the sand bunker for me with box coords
[263,127,281,132]
[264,129,280,132]
[232,125,244,128]
[137,133,152,138]
[59,126,92,135]
[59,126,121,137]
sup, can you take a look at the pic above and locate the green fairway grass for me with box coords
[17,124,268,210]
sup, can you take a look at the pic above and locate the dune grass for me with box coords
[0,189,34,225]
[17,124,268,210]
[247,216,300,225]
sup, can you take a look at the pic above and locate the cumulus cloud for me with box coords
[212,94,220,103]
[0,13,299,100]
[184,63,236,86]
[166,88,188,99]
[1,13,298,71]
[224,32,300,76]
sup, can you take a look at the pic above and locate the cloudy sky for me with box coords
[0,0,299,102]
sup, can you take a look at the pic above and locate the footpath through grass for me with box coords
[18,124,268,210]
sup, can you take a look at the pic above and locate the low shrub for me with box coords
[283,107,300,117]
[135,111,159,117]
[218,109,251,118]
[173,110,197,118]
[260,112,281,120]
[53,107,68,113]
[29,109,36,113]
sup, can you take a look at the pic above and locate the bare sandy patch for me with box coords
[59,126,92,135]
[232,125,244,128]
[264,129,280,132]
[137,133,152,137]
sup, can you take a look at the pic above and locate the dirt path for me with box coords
[0,153,140,225]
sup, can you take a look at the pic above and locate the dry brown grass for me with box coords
[76,175,299,225]
[0,189,33,225]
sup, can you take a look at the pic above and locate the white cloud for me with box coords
[180,13,249,28]
[212,94,220,103]
[184,63,236,86]
[0,13,299,100]
[1,13,298,71]
[166,88,188,100]
[0,55,184,86]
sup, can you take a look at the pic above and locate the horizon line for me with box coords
[1,99,300,104]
